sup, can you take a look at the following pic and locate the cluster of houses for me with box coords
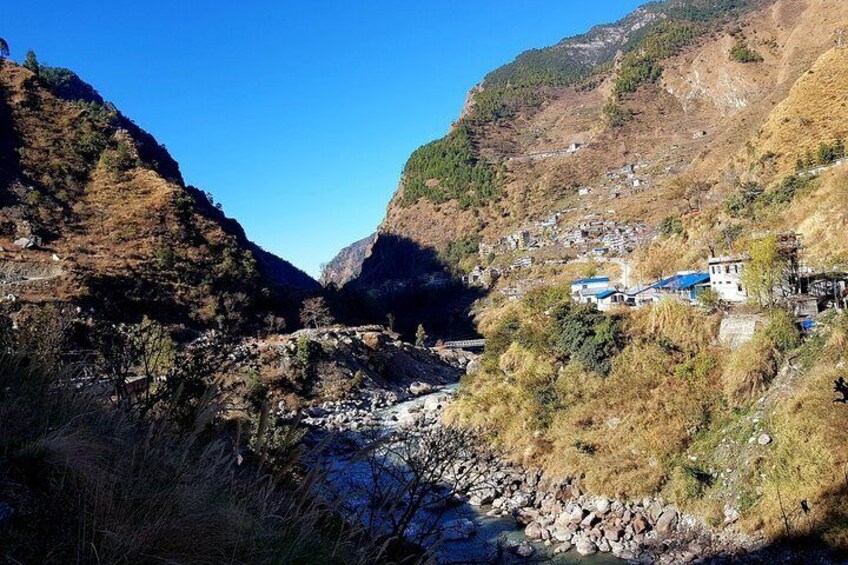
[572,248,848,325]
[477,214,653,263]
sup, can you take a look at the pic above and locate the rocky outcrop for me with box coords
[320,233,375,287]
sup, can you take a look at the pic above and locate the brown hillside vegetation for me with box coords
[0,60,317,328]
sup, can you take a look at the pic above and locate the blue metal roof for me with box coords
[654,272,710,291]
[572,276,610,286]
[596,289,618,300]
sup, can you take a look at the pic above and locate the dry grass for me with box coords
[722,335,779,406]
[0,356,376,564]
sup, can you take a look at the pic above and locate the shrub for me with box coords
[551,303,624,376]
[658,215,684,238]
[729,40,763,63]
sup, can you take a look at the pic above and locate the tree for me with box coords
[299,296,333,329]
[0,38,9,61]
[23,50,39,75]
[415,324,428,347]
[741,235,791,309]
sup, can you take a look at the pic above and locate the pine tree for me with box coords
[0,38,9,61]
[23,50,39,76]
[415,324,428,347]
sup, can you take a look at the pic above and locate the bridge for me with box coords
[441,339,486,350]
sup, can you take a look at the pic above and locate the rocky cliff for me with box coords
[0,59,318,328]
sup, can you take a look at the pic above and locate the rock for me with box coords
[51,253,61,261]
[723,504,741,524]
[559,505,585,527]
[443,518,477,540]
[580,511,599,528]
[13,238,34,249]
[757,433,773,446]
[554,542,572,554]
[575,538,598,556]
[552,528,572,542]
[525,521,544,540]
[597,538,611,553]
[632,516,650,534]
[655,509,679,535]
[423,394,448,413]
[408,381,433,396]
[515,542,534,558]
[361,332,384,350]
[595,496,611,515]
[604,527,622,541]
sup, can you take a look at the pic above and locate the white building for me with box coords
[709,256,748,303]
[571,276,611,304]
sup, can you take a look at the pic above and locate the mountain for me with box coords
[340,0,848,306]
[320,232,376,287]
[0,58,318,328]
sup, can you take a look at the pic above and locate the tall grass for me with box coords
[0,355,383,564]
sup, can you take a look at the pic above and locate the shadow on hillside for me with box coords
[0,78,22,207]
[693,478,848,564]
[330,234,487,341]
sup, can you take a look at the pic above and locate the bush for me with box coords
[729,40,763,63]
[551,303,624,376]
[658,215,684,237]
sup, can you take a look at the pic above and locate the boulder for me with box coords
[758,433,773,446]
[632,516,649,534]
[595,496,611,515]
[580,511,599,528]
[12,238,34,249]
[408,381,433,396]
[575,538,598,556]
[554,542,572,554]
[515,542,534,558]
[525,521,544,540]
[655,509,678,535]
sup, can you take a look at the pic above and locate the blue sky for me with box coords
[3,1,644,277]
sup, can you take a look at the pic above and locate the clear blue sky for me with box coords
[3,1,644,277]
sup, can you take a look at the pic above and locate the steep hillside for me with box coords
[0,58,318,328]
[344,0,848,305]
[321,233,375,287]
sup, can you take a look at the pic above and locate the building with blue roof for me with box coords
[570,276,612,304]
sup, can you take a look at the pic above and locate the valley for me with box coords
[4,0,848,563]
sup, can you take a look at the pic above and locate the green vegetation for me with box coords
[658,215,684,238]
[23,50,40,75]
[613,22,699,96]
[400,126,500,208]
[415,324,428,347]
[602,99,633,128]
[741,235,795,309]
[442,234,480,272]
[98,140,138,179]
[730,40,764,63]
[724,175,814,219]
[0,37,9,60]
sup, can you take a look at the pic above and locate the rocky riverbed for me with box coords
[284,366,825,564]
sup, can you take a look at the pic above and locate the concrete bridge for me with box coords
[441,339,486,350]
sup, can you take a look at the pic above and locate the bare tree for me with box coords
[299,296,333,329]
[347,425,495,555]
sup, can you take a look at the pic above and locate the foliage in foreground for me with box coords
[0,307,387,565]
